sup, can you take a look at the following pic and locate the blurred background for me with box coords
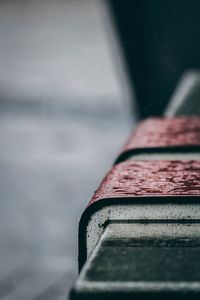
[0,1,134,299]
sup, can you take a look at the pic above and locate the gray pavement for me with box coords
[0,1,133,299]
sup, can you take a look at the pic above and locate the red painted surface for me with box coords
[89,160,200,206]
[122,117,200,152]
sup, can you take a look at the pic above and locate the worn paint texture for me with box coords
[122,117,200,151]
[89,160,200,206]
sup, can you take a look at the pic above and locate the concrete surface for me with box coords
[73,223,200,299]
[0,0,132,299]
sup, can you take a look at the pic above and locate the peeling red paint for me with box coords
[89,160,200,206]
[122,117,200,152]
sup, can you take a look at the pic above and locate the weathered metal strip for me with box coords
[78,159,200,269]
[90,160,200,205]
[115,117,200,163]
